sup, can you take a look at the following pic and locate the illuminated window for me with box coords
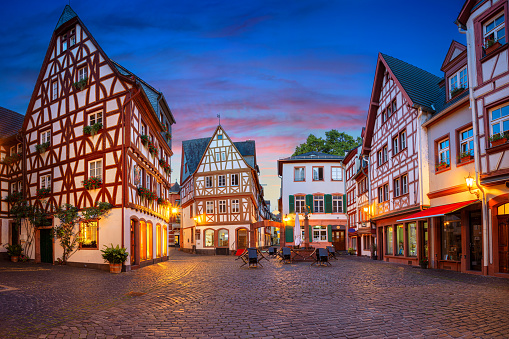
[147,223,153,260]
[206,201,214,214]
[218,229,228,247]
[156,224,161,258]
[140,221,146,260]
[204,229,214,247]
[80,221,98,249]
[163,226,167,256]
[386,226,393,255]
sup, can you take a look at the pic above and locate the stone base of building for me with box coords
[67,256,169,272]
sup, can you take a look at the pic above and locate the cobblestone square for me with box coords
[1,249,509,338]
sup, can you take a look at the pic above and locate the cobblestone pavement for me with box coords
[1,249,509,339]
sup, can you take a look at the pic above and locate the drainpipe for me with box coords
[362,154,372,246]
[416,107,426,208]
[458,24,490,272]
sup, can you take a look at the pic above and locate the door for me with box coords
[331,230,345,251]
[175,235,180,247]
[498,215,509,273]
[40,229,53,264]
[130,220,136,265]
[11,222,19,245]
[469,211,482,271]
[237,229,248,249]
[420,221,429,264]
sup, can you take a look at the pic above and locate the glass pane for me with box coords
[492,108,501,120]
[486,21,495,33]
[396,225,404,256]
[501,105,509,118]
[493,123,501,135]
[495,15,505,27]
[497,27,505,40]
[407,223,417,257]
[503,119,509,132]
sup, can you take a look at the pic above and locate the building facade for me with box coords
[278,151,347,250]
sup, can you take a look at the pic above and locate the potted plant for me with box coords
[459,151,474,163]
[4,191,22,203]
[83,122,103,136]
[36,187,51,199]
[82,176,102,190]
[435,161,448,171]
[490,132,508,147]
[347,247,355,255]
[35,141,50,154]
[484,36,501,55]
[370,243,377,260]
[419,258,429,269]
[5,244,22,262]
[159,158,171,175]
[101,243,129,273]
[73,77,88,91]
[140,135,149,146]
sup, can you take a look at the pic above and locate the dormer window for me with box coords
[449,67,467,98]
[61,28,76,52]
[484,14,505,48]
[70,29,76,47]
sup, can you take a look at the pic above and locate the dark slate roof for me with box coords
[169,181,180,193]
[110,60,161,116]
[281,151,344,161]
[0,107,24,140]
[182,137,257,177]
[382,53,443,111]
[433,87,470,115]
[55,5,77,31]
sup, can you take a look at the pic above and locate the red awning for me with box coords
[396,200,479,222]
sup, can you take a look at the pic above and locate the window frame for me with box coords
[40,174,51,189]
[231,174,239,187]
[51,80,58,101]
[218,175,226,187]
[294,167,305,182]
[400,130,407,150]
[332,195,343,213]
[88,158,103,180]
[483,12,506,48]
[295,195,305,213]
[206,201,214,214]
[313,195,324,213]
[331,166,343,181]
[78,66,88,82]
[79,220,99,250]
[312,166,324,181]
[89,111,103,126]
[401,175,408,195]
[394,177,400,197]
[219,200,227,214]
[449,67,468,99]
[232,199,240,213]
[393,135,399,155]
[205,176,213,188]
[489,102,509,140]
[436,136,451,170]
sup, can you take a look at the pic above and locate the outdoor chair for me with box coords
[280,247,292,264]
[311,248,331,267]
[326,246,338,260]
[247,248,263,268]
[235,249,248,266]
[257,248,269,261]
[268,247,277,257]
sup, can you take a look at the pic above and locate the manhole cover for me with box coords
[125,291,146,297]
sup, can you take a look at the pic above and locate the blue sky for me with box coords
[0,0,466,209]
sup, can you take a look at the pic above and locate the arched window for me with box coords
[156,224,161,258]
[163,226,168,256]
[498,203,509,215]
[140,221,147,261]
[218,229,228,247]
[147,223,153,260]
[204,229,214,247]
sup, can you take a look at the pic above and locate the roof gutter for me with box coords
[422,96,469,127]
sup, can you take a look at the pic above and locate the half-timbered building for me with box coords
[180,125,267,255]
[18,5,175,270]
[0,107,25,257]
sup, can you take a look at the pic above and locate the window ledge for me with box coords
[486,140,509,154]
[480,42,508,62]
[457,158,475,167]
[435,166,451,174]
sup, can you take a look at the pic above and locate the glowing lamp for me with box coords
[465,175,474,189]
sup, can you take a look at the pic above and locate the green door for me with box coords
[40,229,53,264]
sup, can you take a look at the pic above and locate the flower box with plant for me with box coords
[450,87,465,98]
[419,258,429,269]
[162,125,171,139]
[4,191,22,203]
[137,187,157,201]
[159,158,171,174]
[82,176,102,190]
[490,132,508,147]
[101,243,129,273]
[484,36,502,55]
[35,142,50,154]
[36,187,51,199]
[81,240,97,248]
[83,123,103,136]
[148,143,158,156]
[140,135,150,146]
[435,161,449,171]
[1,152,22,165]
[73,77,88,91]
[459,151,474,163]
[4,243,22,262]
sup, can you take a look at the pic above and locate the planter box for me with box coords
[491,138,507,147]
[11,256,19,263]
[485,41,502,55]
[436,164,448,171]
[109,263,122,274]
[460,155,474,163]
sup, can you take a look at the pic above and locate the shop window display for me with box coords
[441,214,462,261]
[386,226,393,255]
[407,223,417,257]
[396,224,404,256]
[218,230,228,247]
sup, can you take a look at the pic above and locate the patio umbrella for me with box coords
[294,213,302,246]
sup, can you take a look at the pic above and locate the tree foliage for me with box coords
[293,129,362,156]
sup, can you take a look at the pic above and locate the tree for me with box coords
[293,129,361,156]
[54,202,112,264]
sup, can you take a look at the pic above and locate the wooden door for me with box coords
[332,230,345,251]
[40,229,53,264]
[498,215,509,273]
[130,220,136,265]
[469,212,482,271]
[11,222,19,245]
[237,229,248,249]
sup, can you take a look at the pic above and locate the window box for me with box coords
[36,187,51,199]
[158,158,171,174]
[137,187,157,201]
[72,77,88,91]
[450,87,466,98]
[4,191,22,203]
[82,176,102,190]
[459,153,474,163]
[140,135,150,146]
[435,162,449,171]
[485,40,502,56]
[1,152,22,165]
[490,132,508,147]
[83,123,103,136]
[36,142,50,154]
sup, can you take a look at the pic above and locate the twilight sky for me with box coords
[0,0,465,210]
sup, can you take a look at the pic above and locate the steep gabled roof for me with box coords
[55,5,77,31]
[441,41,467,71]
[169,181,180,193]
[0,106,24,140]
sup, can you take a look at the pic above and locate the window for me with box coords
[400,130,407,149]
[394,178,400,197]
[401,175,408,195]
[313,195,324,213]
[377,150,383,166]
[205,176,213,188]
[407,223,417,257]
[391,99,397,114]
[217,134,223,140]
[69,29,76,47]
[80,221,98,248]
[332,195,343,213]
[331,167,342,181]
[484,14,506,48]
[17,143,22,154]
[441,214,462,261]
[395,224,404,256]
[438,138,450,166]
[90,111,102,126]
[218,175,226,187]
[78,67,88,81]
[41,130,51,144]
[386,226,393,255]
[204,229,214,247]
[190,205,193,218]
[218,229,228,247]
[141,123,146,136]
[89,159,102,179]
[312,167,324,181]
[378,187,383,203]
[490,103,509,138]
[232,199,239,213]
[221,151,226,161]
[206,201,214,214]
[381,109,387,123]
[52,80,58,100]
[449,67,468,98]
[219,200,226,213]
[146,174,151,189]
[156,224,161,258]
[383,184,389,202]
[41,174,51,189]
[393,136,399,154]
[215,152,220,162]
[295,196,305,213]
[231,174,239,186]
[312,226,327,242]
[460,127,474,157]
[386,103,392,117]
[383,145,388,163]
[294,167,305,181]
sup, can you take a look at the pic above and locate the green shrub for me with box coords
[101,244,128,264]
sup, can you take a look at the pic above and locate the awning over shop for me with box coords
[348,228,358,236]
[396,200,478,222]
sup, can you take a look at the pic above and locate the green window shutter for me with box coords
[285,226,294,242]
[327,225,332,242]
[325,194,332,213]
[342,194,346,213]
[306,194,313,211]
[309,226,313,242]
[289,195,294,213]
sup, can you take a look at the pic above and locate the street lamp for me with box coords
[465,173,480,199]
